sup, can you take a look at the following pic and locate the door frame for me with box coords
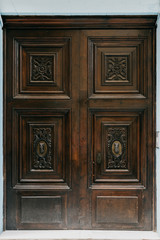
[2,15,157,230]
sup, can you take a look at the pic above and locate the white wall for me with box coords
[0,0,159,15]
[0,0,160,234]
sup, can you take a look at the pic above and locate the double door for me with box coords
[4,16,156,230]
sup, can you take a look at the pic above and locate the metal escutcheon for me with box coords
[96,152,102,164]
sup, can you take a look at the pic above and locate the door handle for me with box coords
[96,153,102,164]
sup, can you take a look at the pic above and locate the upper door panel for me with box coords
[7,30,72,100]
[86,29,153,99]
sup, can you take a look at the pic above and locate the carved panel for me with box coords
[88,35,148,98]
[13,37,71,99]
[12,109,71,189]
[107,127,127,169]
[88,109,147,188]
[31,56,54,82]
[105,56,127,82]
[33,127,53,169]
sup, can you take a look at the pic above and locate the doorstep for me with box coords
[0,231,159,240]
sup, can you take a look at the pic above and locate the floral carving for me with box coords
[105,56,127,81]
[106,127,127,169]
[33,128,53,169]
[31,56,53,81]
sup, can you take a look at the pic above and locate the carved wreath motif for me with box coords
[33,128,53,169]
[31,56,53,81]
[107,127,127,169]
[105,56,127,81]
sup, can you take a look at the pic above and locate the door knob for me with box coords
[96,153,102,164]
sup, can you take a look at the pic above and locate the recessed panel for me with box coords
[88,37,148,98]
[12,109,71,189]
[91,191,143,229]
[96,196,138,223]
[13,37,71,99]
[17,192,67,229]
[88,109,147,189]
[21,196,62,223]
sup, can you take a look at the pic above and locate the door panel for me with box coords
[12,109,71,188]
[5,29,80,229]
[80,28,155,230]
[88,109,147,188]
[3,17,156,230]
[13,36,71,99]
[91,191,144,229]
[17,192,67,229]
[87,30,149,99]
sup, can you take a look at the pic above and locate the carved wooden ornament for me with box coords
[31,56,53,82]
[33,128,52,169]
[105,56,127,81]
[107,127,127,169]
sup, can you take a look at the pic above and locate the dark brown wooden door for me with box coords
[3,16,156,230]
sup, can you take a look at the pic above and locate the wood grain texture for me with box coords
[87,31,148,99]
[21,196,63,223]
[13,36,71,99]
[92,191,143,229]
[2,16,157,29]
[88,109,147,189]
[96,196,139,223]
[17,192,67,229]
[12,108,71,189]
[3,16,156,230]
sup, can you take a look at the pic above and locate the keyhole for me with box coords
[39,142,45,154]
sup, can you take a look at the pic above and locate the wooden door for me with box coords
[3,16,156,230]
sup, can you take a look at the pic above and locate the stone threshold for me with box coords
[0,231,159,240]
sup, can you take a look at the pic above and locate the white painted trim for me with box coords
[0,230,159,240]
[1,12,160,15]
